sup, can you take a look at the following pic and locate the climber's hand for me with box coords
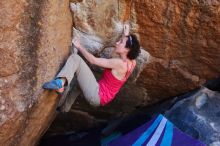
[123,22,130,36]
[72,38,82,50]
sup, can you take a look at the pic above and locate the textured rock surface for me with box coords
[134,0,220,100]
[0,0,72,145]
[165,87,220,146]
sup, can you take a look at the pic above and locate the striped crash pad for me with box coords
[104,114,206,146]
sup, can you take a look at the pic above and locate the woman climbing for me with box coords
[43,24,140,106]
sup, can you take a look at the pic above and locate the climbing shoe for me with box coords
[42,78,63,90]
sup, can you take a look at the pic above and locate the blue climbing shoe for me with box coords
[42,79,63,90]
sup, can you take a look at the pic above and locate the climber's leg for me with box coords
[42,53,78,92]
[56,54,100,106]
[56,54,81,85]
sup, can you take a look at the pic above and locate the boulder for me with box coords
[165,87,220,146]
[0,0,72,145]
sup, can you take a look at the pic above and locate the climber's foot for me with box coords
[42,78,64,93]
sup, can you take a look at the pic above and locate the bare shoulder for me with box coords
[110,58,124,63]
[110,58,125,68]
[93,57,123,69]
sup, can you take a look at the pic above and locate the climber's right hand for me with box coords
[72,38,82,50]
[123,22,130,36]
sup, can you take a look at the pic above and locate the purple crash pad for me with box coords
[108,114,206,146]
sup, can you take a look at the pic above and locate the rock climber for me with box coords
[43,23,140,106]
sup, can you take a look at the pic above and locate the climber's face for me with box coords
[115,36,128,54]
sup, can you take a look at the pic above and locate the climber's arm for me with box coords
[73,39,120,69]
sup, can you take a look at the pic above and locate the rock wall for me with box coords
[134,0,220,101]
[0,0,72,145]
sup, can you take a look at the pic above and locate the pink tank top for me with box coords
[98,61,134,106]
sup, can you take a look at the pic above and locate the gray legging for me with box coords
[56,54,100,106]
